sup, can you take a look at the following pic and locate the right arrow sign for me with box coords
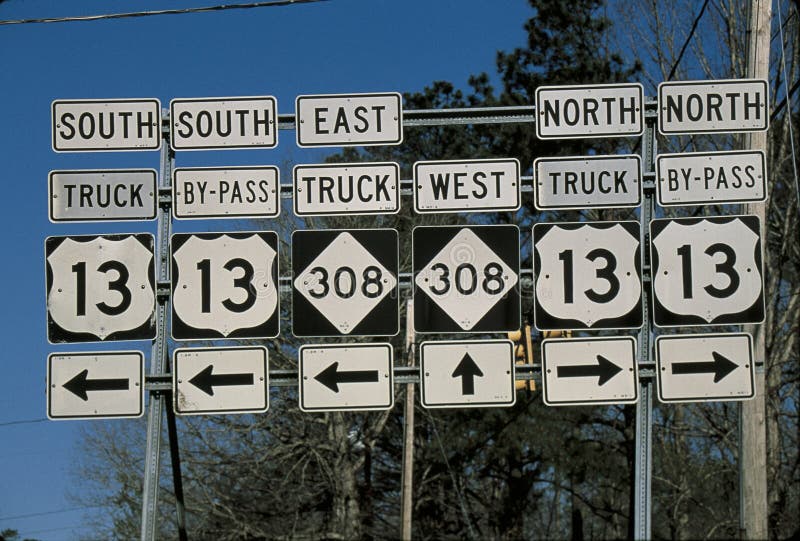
[656,333,755,403]
[541,337,638,406]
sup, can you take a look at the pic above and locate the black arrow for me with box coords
[189,365,254,396]
[63,369,130,401]
[451,353,484,395]
[670,352,738,383]
[314,362,379,393]
[557,355,623,386]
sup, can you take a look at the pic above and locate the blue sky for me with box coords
[0,1,533,538]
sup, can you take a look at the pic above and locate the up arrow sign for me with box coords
[556,355,623,386]
[189,365,255,396]
[314,362,380,393]
[451,353,484,395]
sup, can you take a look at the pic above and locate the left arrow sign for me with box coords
[189,365,255,396]
[63,369,129,401]
[315,362,380,393]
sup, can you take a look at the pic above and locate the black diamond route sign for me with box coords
[413,224,520,333]
[292,229,399,337]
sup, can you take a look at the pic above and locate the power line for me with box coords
[0,0,329,26]
[0,418,46,427]
[775,0,800,216]
[666,0,712,81]
[0,505,101,521]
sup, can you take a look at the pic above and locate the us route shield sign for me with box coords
[650,215,765,327]
[533,221,643,330]
[292,229,399,337]
[413,225,520,333]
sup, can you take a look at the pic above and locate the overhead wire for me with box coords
[774,0,800,215]
[0,0,329,26]
[666,0,712,81]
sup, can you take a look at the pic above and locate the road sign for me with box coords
[658,79,768,135]
[298,343,394,412]
[535,83,643,139]
[172,166,280,219]
[292,229,398,336]
[52,98,161,152]
[45,234,156,343]
[420,340,516,408]
[533,221,642,330]
[533,155,641,210]
[413,225,520,333]
[295,92,403,147]
[541,337,638,406]
[656,333,755,403]
[169,96,277,150]
[650,215,764,327]
[171,232,279,339]
[293,162,400,217]
[173,346,269,415]
[49,169,157,222]
[413,159,521,213]
[656,150,767,206]
[47,351,144,420]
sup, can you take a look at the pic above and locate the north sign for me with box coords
[170,96,278,150]
[45,234,156,343]
[292,229,399,337]
[420,340,515,408]
[533,154,641,210]
[413,159,521,213]
[535,83,643,139]
[293,162,400,217]
[533,221,643,330]
[650,216,764,327]
[298,343,394,412]
[413,225,520,333]
[52,98,161,152]
[171,232,279,340]
[49,169,157,222]
[47,351,144,420]
[173,346,269,415]
[541,337,638,406]
[658,79,769,135]
[295,92,403,147]
[172,166,280,219]
[656,333,755,403]
[656,150,766,206]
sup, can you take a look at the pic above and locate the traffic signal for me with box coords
[508,324,535,392]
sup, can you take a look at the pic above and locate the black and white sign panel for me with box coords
[173,166,280,220]
[293,229,398,337]
[535,83,643,139]
[47,351,144,420]
[656,333,755,403]
[658,79,768,135]
[413,159,521,214]
[650,216,764,327]
[413,225,520,333]
[52,99,161,152]
[173,346,269,415]
[170,96,277,150]
[295,92,402,147]
[49,169,157,222]
[656,150,766,206]
[293,162,400,217]
[420,340,515,408]
[533,221,643,330]
[172,232,279,340]
[299,343,394,412]
[533,154,641,210]
[46,234,156,343]
[541,337,638,406]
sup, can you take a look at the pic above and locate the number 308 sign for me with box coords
[650,215,764,326]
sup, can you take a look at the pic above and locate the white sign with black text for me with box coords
[413,159,521,213]
[533,154,641,210]
[656,150,766,206]
[293,162,400,216]
[170,96,278,150]
[52,99,161,152]
[295,92,403,147]
[173,166,280,219]
[49,169,157,222]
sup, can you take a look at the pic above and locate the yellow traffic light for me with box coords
[508,325,535,392]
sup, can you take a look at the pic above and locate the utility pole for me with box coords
[400,298,415,540]
[740,0,771,538]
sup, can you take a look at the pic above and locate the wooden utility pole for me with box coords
[400,298,415,540]
[741,0,771,538]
